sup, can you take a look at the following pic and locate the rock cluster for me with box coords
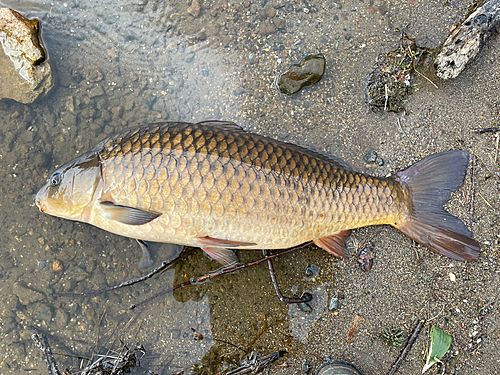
[0,8,54,103]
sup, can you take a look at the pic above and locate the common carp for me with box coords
[35,121,480,266]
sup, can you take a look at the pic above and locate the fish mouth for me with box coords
[35,197,47,213]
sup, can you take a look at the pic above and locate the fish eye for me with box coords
[49,171,62,187]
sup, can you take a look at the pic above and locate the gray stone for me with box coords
[12,282,45,305]
[273,17,285,29]
[30,302,53,324]
[258,20,276,35]
[88,84,104,98]
[264,3,277,18]
[124,96,135,111]
[111,106,123,119]
[55,308,69,329]
[187,0,201,17]
[84,67,104,82]
[0,8,54,103]
[60,111,77,127]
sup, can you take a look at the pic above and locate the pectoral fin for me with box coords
[314,230,351,258]
[100,201,161,225]
[201,246,239,265]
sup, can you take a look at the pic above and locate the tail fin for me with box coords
[394,151,480,261]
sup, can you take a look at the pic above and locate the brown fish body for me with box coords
[36,121,480,264]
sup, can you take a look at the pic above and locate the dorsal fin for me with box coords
[196,120,244,131]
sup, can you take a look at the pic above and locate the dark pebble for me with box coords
[376,157,384,166]
[275,54,326,96]
[305,264,319,278]
[233,88,245,96]
[298,302,312,314]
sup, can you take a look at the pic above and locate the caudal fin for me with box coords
[394,151,480,261]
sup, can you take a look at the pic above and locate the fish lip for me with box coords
[35,197,46,213]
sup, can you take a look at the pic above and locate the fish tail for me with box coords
[394,150,480,261]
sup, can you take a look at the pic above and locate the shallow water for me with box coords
[1,0,499,374]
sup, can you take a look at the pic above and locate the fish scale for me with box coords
[36,120,480,265]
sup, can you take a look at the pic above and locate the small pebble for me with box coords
[39,260,47,269]
[302,363,311,374]
[298,302,312,314]
[329,293,339,311]
[305,264,319,278]
[364,149,378,163]
[52,260,64,272]
[38,237,45,245]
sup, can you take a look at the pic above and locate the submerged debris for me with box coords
[275,53,326,95]
[366,33,427,113]
[32,329,145,375]
[226,350,286,375]
[435,0,500,79]
[31,330,61,375]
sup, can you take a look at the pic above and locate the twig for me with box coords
[472,127,500,134]
[226,351,286,375]
[495,133,499,165]
[469,155,477,227]
[31,329,62,375]
[264,250,312,304]
[386,319,425,375]
[130,242,314,309]
[478,192,495,210]
[53,249,193,298]
[384,83,389,112]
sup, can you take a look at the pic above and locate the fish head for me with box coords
[35,152,101,221]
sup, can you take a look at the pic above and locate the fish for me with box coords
[35,121,480,267]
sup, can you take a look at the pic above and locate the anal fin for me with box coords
[314,230,351,258]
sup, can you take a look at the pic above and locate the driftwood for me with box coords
[435,0,500,79]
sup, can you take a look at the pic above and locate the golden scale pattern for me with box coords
[94,122,408,248]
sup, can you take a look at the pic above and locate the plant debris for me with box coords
[366,33,428,113]
[380,326,405,347]
[346,315,365,343]
[422,326,452,373]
